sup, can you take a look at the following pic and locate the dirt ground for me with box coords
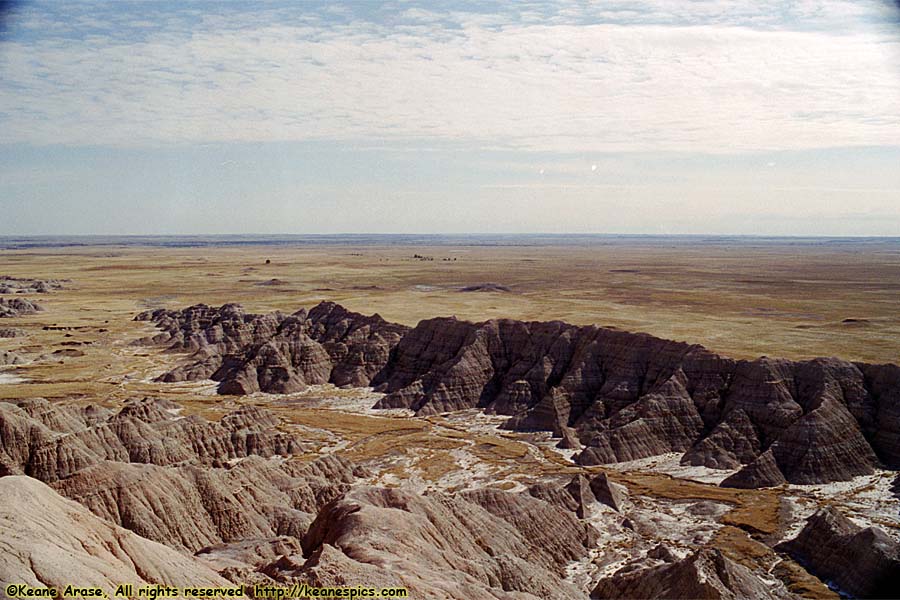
[2,239,896,598]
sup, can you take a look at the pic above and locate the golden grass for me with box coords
[710,526,840,599]
[1,242,898,366]
[772,559,842,599]
[0,242,893,594]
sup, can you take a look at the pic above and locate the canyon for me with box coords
[139,301,900,488]
[1,240,898,599]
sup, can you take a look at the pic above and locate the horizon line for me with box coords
[2,232,900,240]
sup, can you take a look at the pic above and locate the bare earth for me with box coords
[1,238,898,597]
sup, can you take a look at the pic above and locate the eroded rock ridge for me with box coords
[0,275,65,294]
[0,396,352,553]
[135,301,409,395]
[0,297,43,318]
[138,302,900,486]
[0,397,608,598]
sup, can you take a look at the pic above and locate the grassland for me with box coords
[0,239,892,598]
[2,240,899,367]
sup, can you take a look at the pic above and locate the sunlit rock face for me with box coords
[0,476,230,591]
[293,486,596,600]
[140,302,900,487]
[0,396,355,553]
[590,547,793,599]
[136,301,409,394]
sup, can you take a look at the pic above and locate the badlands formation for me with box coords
[138,301,900,488]
[0,243,899,599]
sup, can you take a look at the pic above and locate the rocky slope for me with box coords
[0,476,230,593]
[0,399,667,599]
[0,397,356,553]
[1,394,799,599]
[53,454,357,554]
[140,302,900,486]
[590,547,792,599]
[0,398,619,598]
[0,276,65,294]
[0,297,43,318]
[0,397,302,482]
[777,507,900,598]
[272,486,598,599]
[135,301,409,394]
[373,317,893,487]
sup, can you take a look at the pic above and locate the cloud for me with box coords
[0,1,898,153]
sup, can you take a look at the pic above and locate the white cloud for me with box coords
[0,2,898,152]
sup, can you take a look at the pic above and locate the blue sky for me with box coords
[0,0,899,235]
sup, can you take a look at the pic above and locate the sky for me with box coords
[0,0,899,236]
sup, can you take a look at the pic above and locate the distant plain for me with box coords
[2,235,897,367]
[1,236,896,596]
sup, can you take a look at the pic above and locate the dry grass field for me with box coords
[0,239,894,599]
[2,239,898,365]
[1,239,898,416]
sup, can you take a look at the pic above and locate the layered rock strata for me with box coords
[0,297,42,318]
[0,397,354,553]
[591,547,793,599]
[0,476,230,592]
[275,486,598,599]
[777,507,900,598]
[0,407,622,598]
[140,302,900,486]
[135,301,409,394]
